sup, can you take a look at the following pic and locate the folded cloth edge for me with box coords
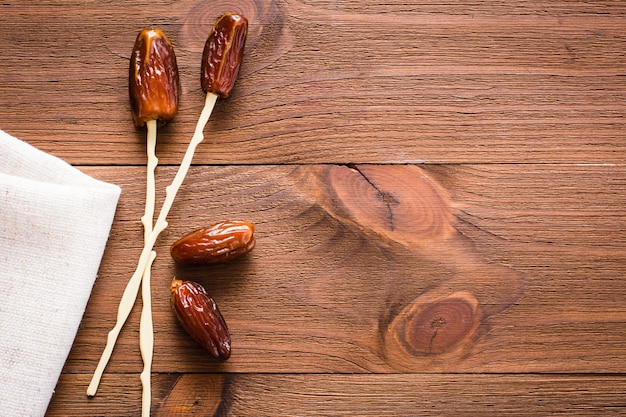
[0,130,121,417]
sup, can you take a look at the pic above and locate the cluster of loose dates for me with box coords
[169,220,256,361]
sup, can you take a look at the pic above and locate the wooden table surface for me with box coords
[2,0,626,415]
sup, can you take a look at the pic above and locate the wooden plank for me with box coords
[1,1,624,164]
[47,373,626,416]
[60,164,626,377]
[1,1,624,415]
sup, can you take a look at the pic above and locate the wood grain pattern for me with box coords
[1,0,625,165]
[50,163,626,413]
[47,373,626,416]
[0,0,624,415]
[61,164,625,378]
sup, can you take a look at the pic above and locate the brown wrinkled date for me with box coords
[129,28,180,127]
[170,220,256,265]
[201,13,248,98]
[170,279,231,361]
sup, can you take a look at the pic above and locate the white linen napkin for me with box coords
[0,129,121,417]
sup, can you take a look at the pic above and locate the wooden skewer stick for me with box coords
[139,119,158,417]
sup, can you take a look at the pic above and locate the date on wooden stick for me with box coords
[87,28,180,409]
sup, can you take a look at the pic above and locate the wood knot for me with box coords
[180,0,294,78]
[389,291,481,356]
[158,374,225,414]
[182,0,263,44]
[430,317,447,330]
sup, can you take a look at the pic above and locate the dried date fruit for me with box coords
[129,28,180,127]
[170,220,255,265]
[201,12,248,98]
[170,279,231,361]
